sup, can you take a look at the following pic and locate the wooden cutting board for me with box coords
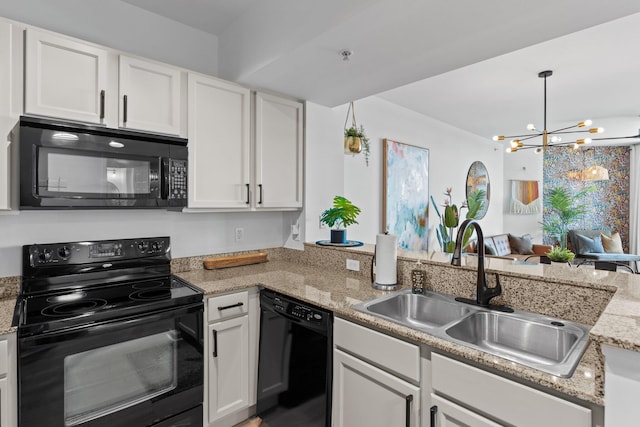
[203,252,268,270]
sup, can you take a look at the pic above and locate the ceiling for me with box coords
[122,0,640,142]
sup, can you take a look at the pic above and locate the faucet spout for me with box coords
[450,219,503,308]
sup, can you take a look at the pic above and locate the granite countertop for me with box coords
[0,298,17,335]
[177,259,607,405]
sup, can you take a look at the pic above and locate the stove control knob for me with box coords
[137,241,149,253]
[151,241,161,252]
[39,249,52,262]
[58,246,71,259]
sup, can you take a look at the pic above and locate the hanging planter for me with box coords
[343,101,370,166]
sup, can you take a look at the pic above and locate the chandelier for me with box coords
[493,70,604,153]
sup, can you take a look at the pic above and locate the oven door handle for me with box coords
[19,302,204,343]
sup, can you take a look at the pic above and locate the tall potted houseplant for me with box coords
[542,186,594,249]
[430,188,485,253]
[320,196,361,243]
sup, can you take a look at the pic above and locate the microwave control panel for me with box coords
[169,159,188,200]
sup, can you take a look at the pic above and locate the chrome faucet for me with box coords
[451,219,505,309]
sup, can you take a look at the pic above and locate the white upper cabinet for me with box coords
[119,55,183,136]
[25,29,108,125]
[254,92,303,209]
[0,19,23,211]
[24,29,185,136]
[187,73,251,209]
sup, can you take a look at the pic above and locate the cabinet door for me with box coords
[188,73,251,209]
[254,93,303,209]
[25,29,108,124]
[208,316,249,423]
[119,55,182,135]
[0,20,22,211]
[430,394,503,427]
[333,349,419,427]
[0,376,7,427]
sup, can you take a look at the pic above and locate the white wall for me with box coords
[502,149,544,242]
[0,210,285,277]
[0,1,218,75]
[306,96,504,249]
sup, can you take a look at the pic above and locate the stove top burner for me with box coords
[132,281,165,290]
[129,289,172,301]
[42,299,108,317]
[19,276,202,336]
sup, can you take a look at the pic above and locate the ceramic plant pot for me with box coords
[330,229,347,244]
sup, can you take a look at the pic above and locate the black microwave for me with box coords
[19,116,188,209]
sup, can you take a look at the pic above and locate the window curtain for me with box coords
[630,145,640,254]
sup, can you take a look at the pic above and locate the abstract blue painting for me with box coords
[383,139,429,251]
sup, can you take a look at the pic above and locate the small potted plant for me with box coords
[344,125,370,165]
[545,247,575,264]
[320,196,361,243]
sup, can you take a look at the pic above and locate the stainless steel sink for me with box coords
[354,290,591,378]
[355,290,471,331]
[445,311,589,376]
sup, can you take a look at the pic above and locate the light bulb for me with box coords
[589,127,604,133]
[493,135,504,141]
[572,143,580,150]
[506,147,517,153]
[578,119,593,127]
[526,123,536,131]
[550,136,561,143]
[585,138,592,144]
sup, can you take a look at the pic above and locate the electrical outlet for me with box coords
[235,227,244,241]
[346,259,360,271]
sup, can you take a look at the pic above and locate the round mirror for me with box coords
[466,161,490,219]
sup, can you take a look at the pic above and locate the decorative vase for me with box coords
[344,136,362,154]
[330,229,347,244]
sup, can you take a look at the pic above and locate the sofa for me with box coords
[467,233,552,261]
[568,229,640,273]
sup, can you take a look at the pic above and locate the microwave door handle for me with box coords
[161,158,170,200]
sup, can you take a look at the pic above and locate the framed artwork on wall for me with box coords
[382,139,429,251]
[510,180,541,214]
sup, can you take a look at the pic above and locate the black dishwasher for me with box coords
[257,289,333,427]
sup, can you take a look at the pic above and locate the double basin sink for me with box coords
[354,289,591,378]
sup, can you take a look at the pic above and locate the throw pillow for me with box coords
[507,234,534,255]
[575,233,604,254]
[601,232,624,254]
[483,242,496,255]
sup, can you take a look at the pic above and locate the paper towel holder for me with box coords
[371,233,398,291]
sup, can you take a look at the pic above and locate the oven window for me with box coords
[43,151,151,196]
[63,331,178,426]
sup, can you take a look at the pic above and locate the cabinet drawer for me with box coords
[432,353,591,427]
[334,317,420,382]
[0,339,7,375]
[207,291,249,322]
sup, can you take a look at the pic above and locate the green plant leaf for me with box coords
[444,204,459,228]
[320,196,361,229]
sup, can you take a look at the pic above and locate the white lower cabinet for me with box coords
[205,289,259,427]
[430,353,592,427]
[333,349,419,427]
[0,334,16,427]
[333,318,421,427]
[430,394,502,427]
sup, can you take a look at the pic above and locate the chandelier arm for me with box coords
[550,130,593,135]
[548,124,583,133]
[499,133,543,140]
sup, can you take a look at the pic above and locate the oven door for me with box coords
[18,303,204,427]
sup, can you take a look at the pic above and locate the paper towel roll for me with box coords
[374,233,397,285]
